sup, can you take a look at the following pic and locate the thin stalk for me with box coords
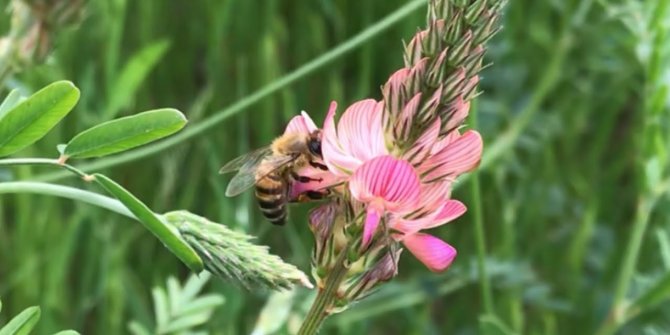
[298,249,350,335]
[595,195,657,335]
[35,0,427,182]
[0,158,89,178]
[0,181,133,218]
[468,101,494,314]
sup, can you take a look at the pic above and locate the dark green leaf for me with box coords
[93,174,203,272]
[0,81,80,157]
[0,89,23,120]
[63,109,187,158]
[0,306,41,335]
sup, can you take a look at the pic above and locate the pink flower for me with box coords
[349,155,420,246]
[316,95,483,272]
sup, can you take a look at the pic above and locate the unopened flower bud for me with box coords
[308,201,339,267]
[343,249,402,302]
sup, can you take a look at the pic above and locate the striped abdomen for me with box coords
[255,171,288,225]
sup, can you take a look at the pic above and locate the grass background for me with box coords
[1,0,670,334]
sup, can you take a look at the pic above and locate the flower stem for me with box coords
[298,248,349,335]
[469,101,494,315]
[0,157,90,179]
[594,195,657,335]
[0,181,133,218]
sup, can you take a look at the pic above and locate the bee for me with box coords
[219,130,329,225]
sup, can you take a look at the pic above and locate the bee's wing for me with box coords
[223,151,297,197]
[219,146,272,174]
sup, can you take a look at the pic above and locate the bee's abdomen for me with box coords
[255,173,287,225]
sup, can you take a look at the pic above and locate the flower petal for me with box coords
[322,101,361,175]
[443,97,470,132]
[349,155,420,213]
[337,99,387,162]
[288,165,343,200]
[421,130,483,180]
[404,116,440,165]
[284,112,317,134]
[402,233,457,272]
[363,207,382,247]
[421,199,466,230]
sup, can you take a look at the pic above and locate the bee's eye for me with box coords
[308,139,322,156]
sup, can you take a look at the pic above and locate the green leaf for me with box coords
[0,81,80,157]
[93,174,203,272]
[0,306,41,335]
[180,272,211,304]
[161,313,211,334]
[0,89,23,120]
[52,331,80,335]
[252,290,295,335]
[63,109,187,158]
[631,271,670,314]
[152,287,169,330]
[127,322,151,335]
[179,295,225,316]
[0,299,3,313]
[105,40,170,118]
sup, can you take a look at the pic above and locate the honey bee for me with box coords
[219,130,329,225]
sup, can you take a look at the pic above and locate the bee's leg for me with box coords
[294,189,331,202]
[309,161,329,171]
[290,171,323,183]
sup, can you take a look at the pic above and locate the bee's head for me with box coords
[307,130,322,157]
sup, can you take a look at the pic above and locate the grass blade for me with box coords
[105,40,171,118]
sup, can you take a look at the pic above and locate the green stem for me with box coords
[468,100,494,314]
[0,157,89,178]
[34,0,427,183]
[595,195,657,335]
[0,181,133,218]
[298,250,349,335]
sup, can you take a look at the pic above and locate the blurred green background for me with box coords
[1,0,669,334]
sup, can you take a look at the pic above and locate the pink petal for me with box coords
[322,101,362,175]
[336,99,387,162]
[288,165,343,200]
[431,129,461,155]
[443,98,471,132]
[398,93,421,139]
[284,112,317,134]
[301,111,318,132]
[363,207,382,247]
[422,130,483,180]
[404,117,440,165]
[421,199,466,230]
[384,68,411,115]
[391,182,455,234]
[349,156,420,213]
[403,233,457,272]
